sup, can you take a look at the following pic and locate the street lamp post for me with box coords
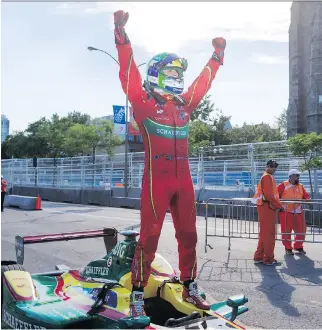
[87,46,146,197]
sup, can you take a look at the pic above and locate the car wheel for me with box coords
[1,261,25,273]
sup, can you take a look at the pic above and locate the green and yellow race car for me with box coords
[1,228,249,329]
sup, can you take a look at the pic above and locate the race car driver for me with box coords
[113,10,226,317]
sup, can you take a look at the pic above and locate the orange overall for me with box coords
[278,181,310,250]
[252,172,283,264]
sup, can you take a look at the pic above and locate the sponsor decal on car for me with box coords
[90,288,118,308]
[83,266,110,276]
[113,244,126,259]
[106,257,113,268]
[2,309,46,329]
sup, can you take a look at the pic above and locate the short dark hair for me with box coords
[266,159,278,168]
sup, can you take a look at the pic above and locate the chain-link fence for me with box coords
[1,141,322,193]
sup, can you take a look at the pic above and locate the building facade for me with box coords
[1,115,10,143]
[288,1,322,137]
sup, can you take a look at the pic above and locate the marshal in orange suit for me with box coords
[277,169,310,255]
[252,160,284,266]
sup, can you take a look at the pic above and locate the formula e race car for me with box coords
[1,228,249,329]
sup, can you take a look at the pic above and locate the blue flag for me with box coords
[113,105,126,124]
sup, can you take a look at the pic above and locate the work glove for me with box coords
[114,10,130,45]
[212,37,226,65]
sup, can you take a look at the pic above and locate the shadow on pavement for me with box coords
[280,254,322,285]
[255,264,300,317]
[196,253,305,317]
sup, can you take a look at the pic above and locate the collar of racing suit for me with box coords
[143,81,186,106]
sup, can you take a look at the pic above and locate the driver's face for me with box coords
[163,69,179,78]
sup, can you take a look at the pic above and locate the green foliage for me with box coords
[187,95,287,154]
[63,124,94,156]
[188,121,212,154]
[287,133,322,169]
[190,94,215,122]
[188,94,232,152]
[274,108,287,139]
[2,111,121,158]
[211,110,232,145]
[287,133,322,197]
[228,122,283,144]
[63,119,121,157]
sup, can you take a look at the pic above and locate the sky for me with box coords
[1,1,291,133]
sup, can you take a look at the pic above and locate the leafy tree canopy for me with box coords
[2,111,121,158]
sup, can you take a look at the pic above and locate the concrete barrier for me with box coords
[57,189,82,204]
[10,185,319,225]
[12,186,38,197]
[110,197,140,209]
[196,189,250,202]
[4,194,41,211]
[111,187,141,198]
[81,189,111,206]
[38,187,59,202]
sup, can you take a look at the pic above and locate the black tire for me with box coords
[1,260,25,273]
[1,261,26,306]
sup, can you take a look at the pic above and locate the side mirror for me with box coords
[226,294,248,322]
[226,294,248,308]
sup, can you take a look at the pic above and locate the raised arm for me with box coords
[183,38,226,112]
[114,10,144,105]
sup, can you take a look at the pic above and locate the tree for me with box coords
[63,124,93,156]
[287,133,322,198]
[228,122,284,144]
[66,111,91,125]
[211,110,232,146]
[189,94,232,151]
[46,114,77,157]
[2,112,122,159]
[275,108,287,139]
[91,119,122,156]
[42,112,91,157]
[188,121,212,154]
[63,119,122,158]
[190,94,215,122]
[2,132,28,158]
[24,117,51,157]
[1,137,10,159]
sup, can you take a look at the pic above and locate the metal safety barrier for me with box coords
[204,198,322,252]
[2,140,322,193]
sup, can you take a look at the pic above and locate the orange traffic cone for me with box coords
[35,194,42,210]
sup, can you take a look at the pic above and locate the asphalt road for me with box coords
[1,202,322,329]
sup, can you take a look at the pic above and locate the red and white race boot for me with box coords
[129,291,146,317]
[182,282,210,310]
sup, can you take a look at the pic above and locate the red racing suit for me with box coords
[116,43,222,287]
